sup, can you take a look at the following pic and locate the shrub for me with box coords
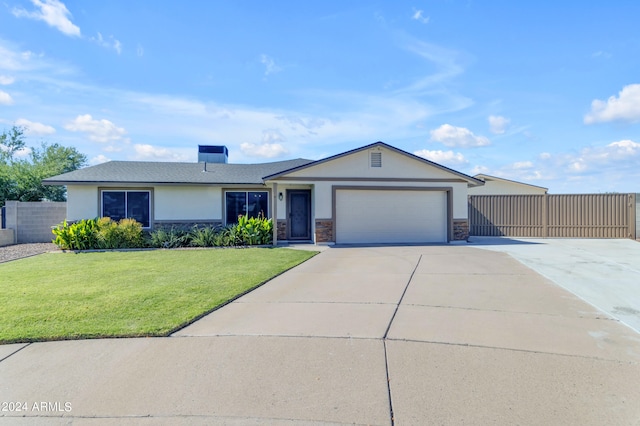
[52,219,99,250]
[147,227,189,248]
[189,225,218,247]
[235,214,273,245]
[53,217,145,250]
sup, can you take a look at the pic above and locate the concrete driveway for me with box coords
[1,244,640,424]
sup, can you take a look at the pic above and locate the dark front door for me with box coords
[288,190,311,240]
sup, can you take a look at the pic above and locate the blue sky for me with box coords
[1,1,640,193]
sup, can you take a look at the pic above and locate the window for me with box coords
[225,191,268,224]
[101,190,150,228]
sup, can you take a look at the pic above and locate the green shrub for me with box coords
[52,219,99,250]
[189,225,218,247]
[53,217,145,250]
[235,214,273,245]
[147,227,189,248]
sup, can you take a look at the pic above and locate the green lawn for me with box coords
[0,248,317,344]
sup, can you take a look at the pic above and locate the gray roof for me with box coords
[43,158,314,185]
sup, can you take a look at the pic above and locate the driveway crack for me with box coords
[382,254,423,426]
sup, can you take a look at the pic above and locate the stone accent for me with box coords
[277,220,287,240]
[315,219,334,243]
[3,201,67,243]
[453,219,469,241]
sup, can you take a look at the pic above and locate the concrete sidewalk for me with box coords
[1,245,640,424]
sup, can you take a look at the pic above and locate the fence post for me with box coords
[542,194,548,237]
[630,193,637,240]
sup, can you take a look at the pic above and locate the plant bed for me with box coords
[0,248,317,344]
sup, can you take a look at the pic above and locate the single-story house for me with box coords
[468,174,548,195]
[43,142,485,244]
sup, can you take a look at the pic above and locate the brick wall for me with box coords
[315,219,334,243]
[3,201,67,243]
[152,220,223,230]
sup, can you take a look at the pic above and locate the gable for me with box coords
[268,143,480,183]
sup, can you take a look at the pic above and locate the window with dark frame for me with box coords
[101,190,150,228]
[225,191,268,224]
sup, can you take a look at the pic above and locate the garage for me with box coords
[335,188,449,244]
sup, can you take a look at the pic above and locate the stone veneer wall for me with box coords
[277,220,287,241]
[315,219,334,243]
[453,219,469,241]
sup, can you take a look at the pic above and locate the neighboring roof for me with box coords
[43,158,314,185]
[473,174,548,192]
[264,141,485,187]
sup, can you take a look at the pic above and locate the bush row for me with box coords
[52,215,273,250]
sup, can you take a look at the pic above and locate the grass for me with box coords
[0,248,317,344]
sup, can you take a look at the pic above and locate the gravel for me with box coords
[0,243,58,264]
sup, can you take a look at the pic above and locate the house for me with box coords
[43,142,484,244]
[468,174,548,195]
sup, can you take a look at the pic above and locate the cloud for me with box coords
[430,124,490,148]
[12,0,81,37]
[511,161,534,170]
[542,139,640,174]
[0,90,13,105]
[136,44,144,57]
[91,33,122,54]
[240,142,289,158]
[131,144,191,162]
[260,54,282,76]
[89,154,111,165]
[64,114,127,143]
[584,84,640,124]
[411,9,430,24]
[414,149,467,166]
[488,115,510,134]
[15,118,56,135]
[0,75,15,85]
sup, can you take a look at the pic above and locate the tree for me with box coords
[0,125,87,207]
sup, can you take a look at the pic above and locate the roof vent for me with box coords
[370,151,382,167]
[198,145,228,163]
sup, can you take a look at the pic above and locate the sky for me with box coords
[1,1,640,193]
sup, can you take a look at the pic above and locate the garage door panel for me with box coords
[336,190,447,244]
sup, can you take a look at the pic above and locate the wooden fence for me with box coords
[469,193,637,238]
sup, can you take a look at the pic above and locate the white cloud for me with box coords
[131,144,191,162]
[0,76,15,85]
[512,161,533,170]
[584,84,640,124]
[488,115,510,134]
[240,142,289,158]
[414,149,467,166]
[89,154,111,165]
[64,114,127,143]
[0,90,13,105]
[429,124,490,148]
[411,9,430,24]
[91,33,122,54]
[260,54,282,76]
[12,0,81,37]
[15,118,56,135]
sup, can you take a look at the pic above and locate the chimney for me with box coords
[198,145,228,164]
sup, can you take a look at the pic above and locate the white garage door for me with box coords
[335,189,448,244]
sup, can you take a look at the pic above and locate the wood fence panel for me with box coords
[469,193,636,238]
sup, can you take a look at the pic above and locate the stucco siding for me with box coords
[67,185,99,220]
[155,186,221,220]
[468,179,547,195]
[285,146,460,180]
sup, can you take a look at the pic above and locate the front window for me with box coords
[225,191,268,224]
[101,190,150,228]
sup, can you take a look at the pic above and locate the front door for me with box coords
[288,190,311,240]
